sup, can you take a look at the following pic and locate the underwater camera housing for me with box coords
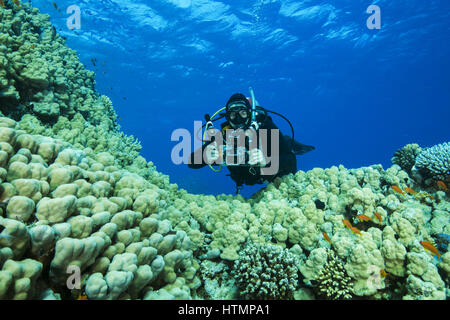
[223,145,249,167]
[221,134,251,167]
[201,87,295,172]
[203,127,252,167]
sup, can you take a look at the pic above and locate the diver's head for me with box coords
[226,93,251,129]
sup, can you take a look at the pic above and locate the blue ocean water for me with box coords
[33,0,450,198]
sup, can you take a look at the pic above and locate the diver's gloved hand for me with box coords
[248,148,266,167]
[205,142,220,163]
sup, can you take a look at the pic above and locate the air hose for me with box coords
[202,107,226,173]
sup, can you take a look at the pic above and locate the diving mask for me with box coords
[227,104,250,129]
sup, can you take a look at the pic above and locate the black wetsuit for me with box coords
[188,114,309,188]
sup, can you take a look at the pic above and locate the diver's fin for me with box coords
[284,135,315,155]
[292,142,315,155]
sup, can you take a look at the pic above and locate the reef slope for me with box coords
[0,3,448,300]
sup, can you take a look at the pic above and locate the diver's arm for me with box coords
[187,142,210,169]
[277,133,298,175]
[188,140,222,169]
[260,147,297,179]
[276,152,297,176]
[260,131,297,179]
[263,116,315,155]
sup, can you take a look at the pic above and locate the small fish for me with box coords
[391,185,404,196]
[91,58,97,67]
[422,192,434,201]
[415,192,433,201]
[52,2,58,10]
[51,26,57,40]
[373,212,383,223]
[356,214,372,222]
[351,226,362,236]
[30,44,35,49]
[437,181,448,192]
[420,241,441,259]
[380,269,389,279]
[12,0,20,7]
[315,199,326,210]
[342,219,352,230]
[404,187,416,195]
[77,294,88,300]
[435,233,450,252]
[0,0,5,8]
[322,232,332,245]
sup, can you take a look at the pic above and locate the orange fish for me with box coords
[424,193,434,201]
[0,0,5,8]
[373,212,383,223]
[342,219,352,230]
[322,232,332,245]
[391,185,404,196]
[351,226,362,236]
[12,0,20,7]
[356,214,372,222]
[420,241,441,259]
[415,192,434,201]
[77,294,88,300]
[404,187,416,195]
[437,181,448,192]
[380,269,389,279]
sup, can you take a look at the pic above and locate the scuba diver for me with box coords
[188,88,315,194]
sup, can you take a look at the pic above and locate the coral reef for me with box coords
[0,111,447,300]
[314,249,353,300]
[392,143,422,174]
[0,2,154,178]
[0,120,200,299]
[0,3,448,301]
[198,260,238,300]
[403,247,446,300]
[232,242,299,299]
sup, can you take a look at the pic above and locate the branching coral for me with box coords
[392,144,422,174]
[412,142,450,182]
[315,250,353,300]
[232,242,299,299]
